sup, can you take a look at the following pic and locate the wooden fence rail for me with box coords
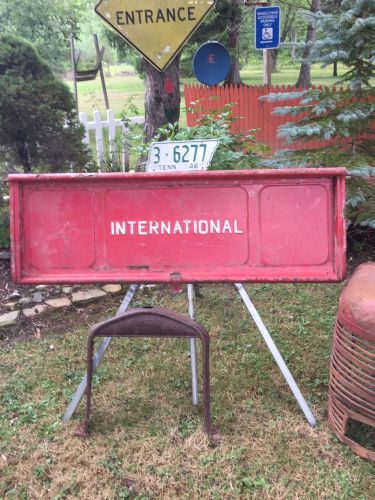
[184,84,327,153]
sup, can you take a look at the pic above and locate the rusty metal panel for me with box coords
[329,263,375,461]
[9,169,346,284]
[77,307,212,437]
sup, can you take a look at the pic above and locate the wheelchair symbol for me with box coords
[262,28,273,41]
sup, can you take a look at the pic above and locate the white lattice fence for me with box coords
[79,109,144,170]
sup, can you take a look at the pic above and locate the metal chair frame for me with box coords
[75,306,211,437]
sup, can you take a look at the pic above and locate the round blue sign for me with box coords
[193,42,231,86]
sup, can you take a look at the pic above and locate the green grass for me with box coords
[68,73,145,119]
[1,283,374,498]
[66,62,345,120]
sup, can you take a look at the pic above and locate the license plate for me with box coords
[146,139,219,172]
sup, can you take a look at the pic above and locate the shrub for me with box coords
[0,181,9,248]
[0,34,90,174]
[262,0,375,228]
[129,101,269,171]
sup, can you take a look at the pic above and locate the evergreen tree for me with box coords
[264,0,375,227]
[0,35,90,174]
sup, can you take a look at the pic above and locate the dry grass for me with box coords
[1,283,374,498]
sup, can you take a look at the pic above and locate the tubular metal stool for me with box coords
[76,307,211,437]
[328,262,375,461]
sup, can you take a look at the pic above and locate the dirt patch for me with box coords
[346,227,375,275]
[0,258,121,343]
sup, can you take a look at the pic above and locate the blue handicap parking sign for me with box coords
[255,6,280,50]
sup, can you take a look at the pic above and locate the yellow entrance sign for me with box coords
[95,0,216,71]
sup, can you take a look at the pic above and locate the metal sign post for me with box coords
[255,5,280,85]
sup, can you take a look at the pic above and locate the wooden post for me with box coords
[70,36,79,112]
[107,109,117,165]
[263,48,272,85]
[94,34,110,111]
[94,110,104,170]
[78,112,90,145]
[262,0,272,85]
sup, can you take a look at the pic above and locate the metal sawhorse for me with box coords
[63,283,316,429]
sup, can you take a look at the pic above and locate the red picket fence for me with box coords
[184,84,328,153]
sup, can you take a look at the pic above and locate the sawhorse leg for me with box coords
[62,284,139,422]
[235,283,317,428]
[187,284,199,405]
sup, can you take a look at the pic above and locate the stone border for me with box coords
[0,284,123,328]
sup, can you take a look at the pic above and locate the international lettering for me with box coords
[110,219,243,236]
[116,7,196,26]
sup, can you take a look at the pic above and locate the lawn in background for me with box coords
[66,63,344,120]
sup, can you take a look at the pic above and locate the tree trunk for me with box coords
[290,30,296,61]
[270,5,296,73]
[18,143,32,173]
[224,0,242,85]
[333,61,338,77]
[142,57,181,144]
[270,49,278,72]
[296,0,321,88]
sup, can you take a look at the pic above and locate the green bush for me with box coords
[0,34,90,174]
[0,206,10,248]
[0,181,9,248]
[128,101,269,171]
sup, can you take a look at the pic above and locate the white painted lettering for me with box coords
[234,220,243,234]
[198,220,209,234]
[138,221,147,235]
[210,219,220,233]
[161,221,171,234]
[183,220,192,232]
[128,221,136,235]
[115,221,126,235]
[149,221,159,234]
[173,221,183,234]
[222,220,232,233]
[108,219,245,237]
